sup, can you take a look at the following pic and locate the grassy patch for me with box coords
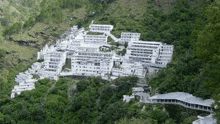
[86,32,104,35]
[62,59,71,72]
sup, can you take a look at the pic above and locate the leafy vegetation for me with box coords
[0,76,202,123]
[0,0,219,123]
[147,0,220,122]
[0,0,114,100]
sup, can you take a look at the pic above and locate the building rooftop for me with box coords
[12,21,174,98]
[132,87,144,92]
[150,92,215,106]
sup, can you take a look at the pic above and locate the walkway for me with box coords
[124,91,215,112]
[147,92,214,112]
[105,32,119,42]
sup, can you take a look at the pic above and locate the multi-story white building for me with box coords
[111,60,146,79]
[126,41,173,66]
[12,21,174,98]
[157,45,174,65]
[84,34,108,45]
[43,51,66,79]
[37,44,55,60]
[193,114,216,124]
[89,23,113,32]
[120,32,141,44]
[71,47,114,77]
[11,83,35,98]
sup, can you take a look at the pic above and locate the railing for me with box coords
[132,93,213,112]
[150,99,212,112]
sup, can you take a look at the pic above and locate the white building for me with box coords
[11,83,35,98]
[111,61,146,79]
[12,22,174,98]
[123,87,146,103]
[71,47,114,77]
[37,44,55,60]
[120,32,141,44]
[84,34,108,45]
[126,41,173,67]
[192,114,217,124]
[149,92,214,112]
[123,95,135,102]
[43,51,66,79]
[11,66,39,98]
[89,24,113,32]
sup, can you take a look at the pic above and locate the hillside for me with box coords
[0,0,219,123]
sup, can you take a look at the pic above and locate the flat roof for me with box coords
[121,32,141,34]
[132,87,144,92]
[150,92,215,106]
[90,24,113,27]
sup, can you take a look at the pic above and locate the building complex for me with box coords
[11,20,173,98]
[123,88,216,124]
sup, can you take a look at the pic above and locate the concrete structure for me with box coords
[11,63,40,98]
[120,32,141,44]
[89,22,113,32]
[125,41,174,73]
[84,34,108,45]
[12,20,174,98]
[123,95,135,102]
[149,92,214,112]
[43,51,66,78]
[123,90,216,124]
[111,61,146,79]
[193,114,217,124]
[126,41,173,64]
[11,83,35,98]
[132,87,145,94]
[71,49,114,77]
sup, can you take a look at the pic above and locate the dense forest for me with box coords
[0,76,207,124]
[0,0,220,123]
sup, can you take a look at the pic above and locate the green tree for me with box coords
[0,112,4,123]
[23,17,35,28]
[3,22,23,36]
[76,79,90,92]
[193,0,220,99]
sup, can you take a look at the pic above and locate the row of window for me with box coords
[159,52,172,55]
[154,99,212,111]
[85,36,107,38]
[131,51,152,54]
[49,65,58,68]
[161,46,173,49]
[91,29,111,31]
[85,39,107,41]
[130,54,150,57]
[45,69,57,72]
[49,59,61,62]
[84,41,107,44]
[131,45,159,49]
[121,37,139,39]
[78,53,112,57]
[48,62,59,65]
[49,55,62,57]
[121,33,140,36]
[159,56,171,58]
[75,69,110,73]
[128,48,153,52]
[133,42,161,46]
[91,26,112,29]
[129,57,151,61]
[73,65,110,70]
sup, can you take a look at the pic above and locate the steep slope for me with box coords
[0,0,218,123]
[0,0,101,98]
[0,0,40,26]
